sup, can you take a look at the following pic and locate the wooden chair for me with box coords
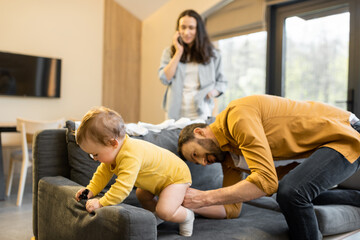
[5,117,65,206]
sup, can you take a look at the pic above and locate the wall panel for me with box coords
[103,0,141,122]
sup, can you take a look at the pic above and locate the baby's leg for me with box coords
[156,183,194,236]
[136,188,163,225]
[136,188,157,212]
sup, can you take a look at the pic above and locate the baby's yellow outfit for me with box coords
[86,135,192,207]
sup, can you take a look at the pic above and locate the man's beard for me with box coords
[196,138,227,163]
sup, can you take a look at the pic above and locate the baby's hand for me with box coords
[86,198,102,213]
[75,188,93,201]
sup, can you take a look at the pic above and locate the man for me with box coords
[178,94,360,240]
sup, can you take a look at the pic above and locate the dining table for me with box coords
[0,122,17,200]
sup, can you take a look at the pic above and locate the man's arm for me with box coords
[192,204,227,219]
[190,162,300,210]
[183,179,266,209]
[184,155,266,216]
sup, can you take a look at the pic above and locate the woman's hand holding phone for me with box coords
[163,31,184,80]
[173,31,184,54]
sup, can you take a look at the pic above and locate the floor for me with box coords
[0,168,359,240]
[0,168,33,240]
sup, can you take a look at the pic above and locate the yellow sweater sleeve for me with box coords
[210,95,280,196]
[86,163,114,197]
[99,156,141,207]
[226,102,278,196]
[221,160,243,219]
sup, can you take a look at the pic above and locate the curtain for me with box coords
[204,0,295,40]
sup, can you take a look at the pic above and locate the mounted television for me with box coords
[0,51,61,98]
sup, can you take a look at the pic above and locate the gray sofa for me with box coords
[32,121,360,240]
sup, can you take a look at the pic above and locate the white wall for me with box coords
[140,0,222,123]
[0,0,104,145]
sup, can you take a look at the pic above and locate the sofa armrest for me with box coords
[32,128,70,238]
[37,176,157,240]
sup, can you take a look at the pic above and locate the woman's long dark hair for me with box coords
[171,9,214,64]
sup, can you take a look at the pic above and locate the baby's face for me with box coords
[80,138,118,165]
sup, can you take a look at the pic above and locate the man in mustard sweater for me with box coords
[178,94,360,240]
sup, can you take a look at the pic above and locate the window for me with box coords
[268,0,360,115]
[284,12,349,110]
[216,31,267,112]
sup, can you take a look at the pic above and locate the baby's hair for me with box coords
[76,106,125,146]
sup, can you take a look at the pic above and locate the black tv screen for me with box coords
[0,51,61,98]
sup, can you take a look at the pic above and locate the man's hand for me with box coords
[85,198,102,213]
[183,188,207,209]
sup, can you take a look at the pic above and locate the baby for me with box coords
[74,106,194,236]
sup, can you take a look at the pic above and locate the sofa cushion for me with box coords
[246,193,360,236]
[315,204,360,236]
[131,128,182,158]
[245,195,281,212]
[338,169,360,190]
[158,203,289,240]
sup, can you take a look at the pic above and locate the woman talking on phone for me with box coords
[158,9,227,121]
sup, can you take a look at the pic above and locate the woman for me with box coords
[158,9,227,120]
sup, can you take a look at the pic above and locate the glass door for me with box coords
[216,31,267,112]
[283,10,349,110]
[267,0,360,114]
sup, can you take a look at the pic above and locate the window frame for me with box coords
[266,0,360,115]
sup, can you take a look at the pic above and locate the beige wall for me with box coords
[0,0,104,145]
[140,0,222,123]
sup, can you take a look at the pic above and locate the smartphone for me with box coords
[177,36,183,45]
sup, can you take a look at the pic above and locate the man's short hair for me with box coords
[178,123,208,159]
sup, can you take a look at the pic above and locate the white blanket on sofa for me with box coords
[125,118,205,136]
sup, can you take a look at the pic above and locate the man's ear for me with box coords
[193,127,206,137]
